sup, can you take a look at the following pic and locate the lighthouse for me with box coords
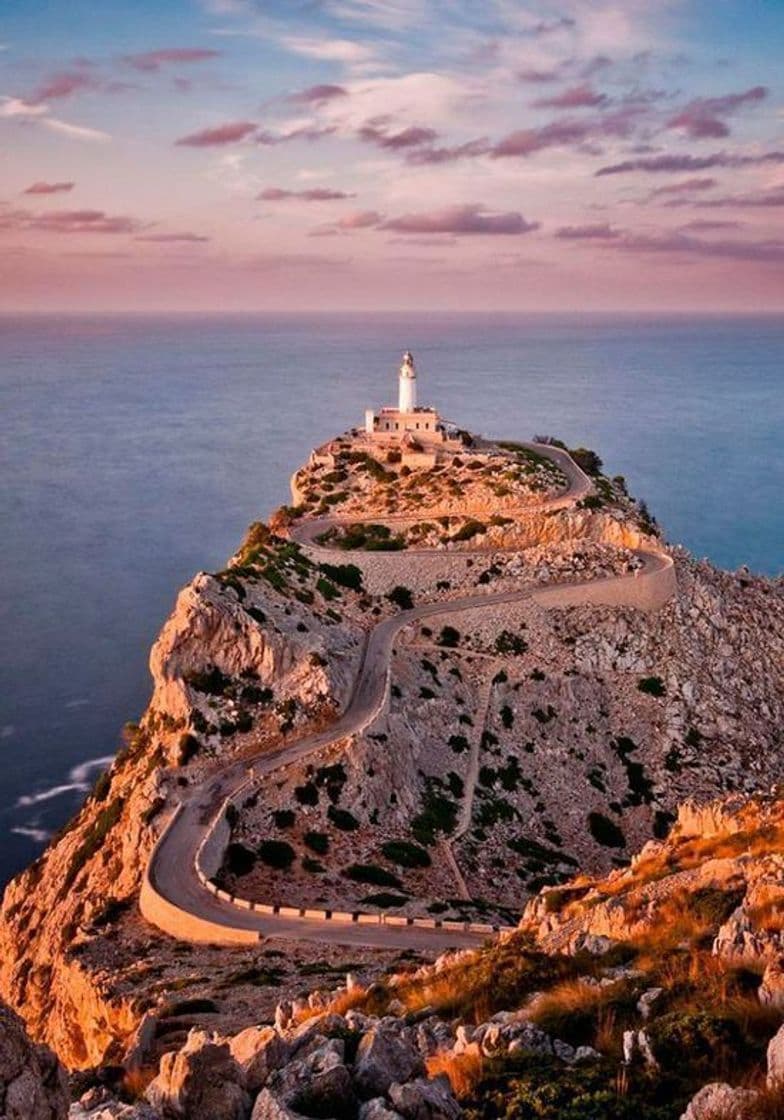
[363,351,444,443]
[398,350,417,413]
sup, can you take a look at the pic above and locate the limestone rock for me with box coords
[354,1026,425,1099]
[249,1090,303,1120]
[359,1099,405,1120]
[679,1082,758,1120]
[767,1023,784,1087]
[145,1029,250,1120]
[266,1037,354,1117]
[0,1000,69,1120]
[229,1026,290,1092]
[388,1075,461,1120]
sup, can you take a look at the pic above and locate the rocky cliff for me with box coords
[0,430,781,1116]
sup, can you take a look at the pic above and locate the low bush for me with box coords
[343,863,403,889]
[638,676,666,697]
[381,840,432,868]
[257,840,296,869]
[588,811,626,849]
[387,585,414,610]
[304,831,329,854]
[328,805,360,831]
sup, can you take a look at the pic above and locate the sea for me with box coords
[1,312,782,889]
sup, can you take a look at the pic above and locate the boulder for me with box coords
[145,1029,251,1120]
[0,999,69,1120]
[266,1037,354,1117]
[229,1026,290,1092]
[679,1082,758,1120]
[759,959,784,1010]
[388,1076,461,1120]
[249,1090,303,1120]
[637,987,664,1021]
[358,1100,405,1120]
[767,1023,784,1087]
[354,1027,425,1099]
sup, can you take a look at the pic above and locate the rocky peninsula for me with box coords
[1,365,783,1119]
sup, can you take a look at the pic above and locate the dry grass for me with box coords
[527,978,631,1048]
[426,1050,486,1099]
[291,985,371,1024]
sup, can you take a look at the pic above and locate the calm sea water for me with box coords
[1,313,782,887]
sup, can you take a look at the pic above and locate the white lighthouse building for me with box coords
[398,350,417,413]
[364,351,444,442]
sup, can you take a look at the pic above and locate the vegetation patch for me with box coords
[257,840,296,869]
[382,840,432,868]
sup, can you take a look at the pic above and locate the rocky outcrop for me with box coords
[0,998,69,1119]
[146,1030,250,1119]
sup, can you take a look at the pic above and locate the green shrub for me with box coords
[295,782,319,806]
[451,519,486,542]
[343,863,403,889]
[381,840,432,868]
[304,831,329,855]
[500,705,514,729]
[588,811,626,849]
[438,626,461,648]
[638,676,666,697]
[257,840,296,869]
[449,734,469,754]
[272,809,295,828]
[361,893,408,909]
[387,585,414,610]
[316,577,341,601]
[328,805,359,831]
[319,563,364,592]
[225,843,256,876]
[495,631,528,655]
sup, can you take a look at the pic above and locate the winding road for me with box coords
[141,442,675,950]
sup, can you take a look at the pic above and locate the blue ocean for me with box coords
[1,313,782,887]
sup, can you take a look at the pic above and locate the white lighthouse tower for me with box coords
[398,350,417,413]
[363,351,443,442]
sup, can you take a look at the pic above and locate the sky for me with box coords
[1,0,783,311]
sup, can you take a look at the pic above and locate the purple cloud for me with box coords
[557,222,784,263]
[649,177,717,197]
[518,67,560,84]
[678,220,743,232]
[382,204,538,236]
[555,223,621,239]
[667,86,767,139]
[29,70,97,103]
[493,107,641,158]
[406,138,491,165]
[287,84,347,105]
[596,150,784,176]
[336,210,384,230]
[357,119,439,151]
[175,120,257,146]
[533,83,607,110]
[123,48,221,72]
[23,181,75,195]
[259,187,354,201]
[0,208,141,234]
[135,232,209,242]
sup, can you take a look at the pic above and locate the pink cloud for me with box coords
[518,67,561,83]
[557,223,784,263]
[649,177,717,197]
[175,120,257,146]
[533,83,607,110]
[493,107,644,159]
[406,138,490,165]
[135,232,209,242]
[258,187,354,201]
[336,210,384,230]
[381,204,538,235]
[287,84,347,105]
[555,223,621,239]
[0,208,140,234]
[256,125,336,145]
[678,220,743,232]
[596,150,784,176]
[357,120,439,151]
[23,181,75,195]
[29,70,97,103]
[667,85,767,139]
[123,48,221,72]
